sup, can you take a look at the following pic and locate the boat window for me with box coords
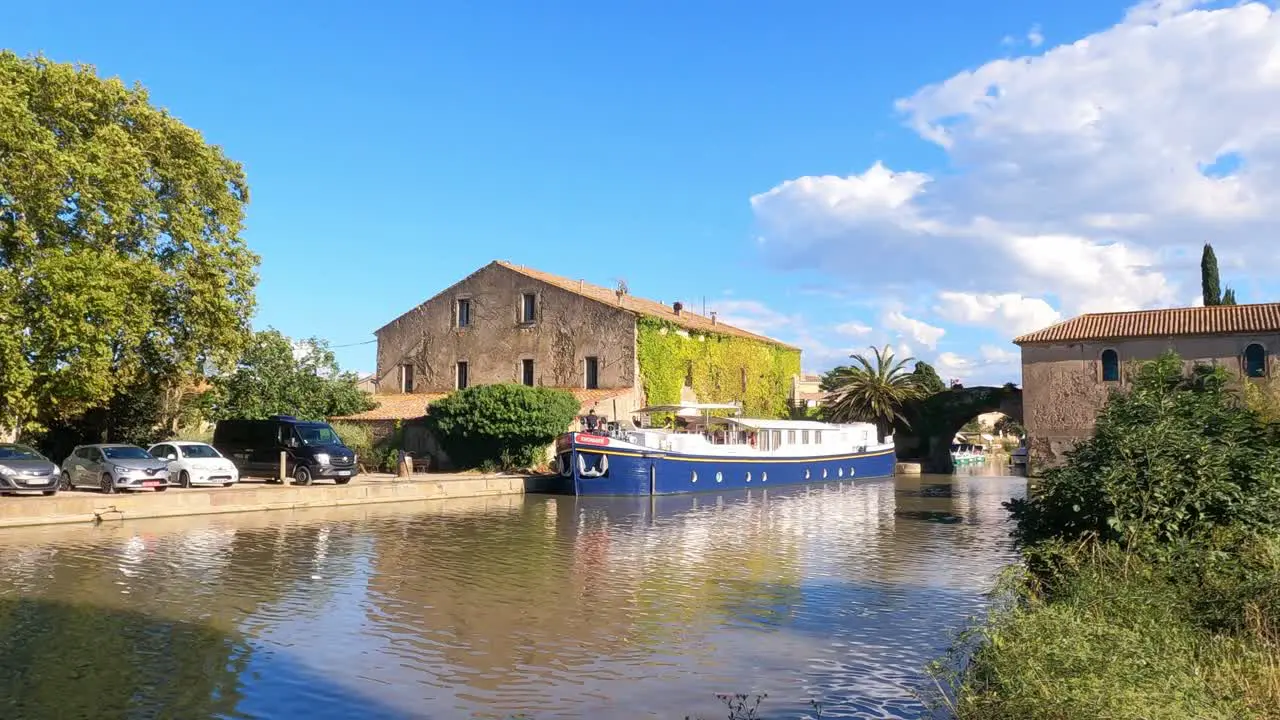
[814,430,823,443]
[802,430,810,444]
[787,430,796,444]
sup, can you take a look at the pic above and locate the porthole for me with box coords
[822,468,828,479]
[838,468,844,478]
[691,470,697,483]
[715,471,723,483]
[804,469,811,480]
[849,467,855,476]
[746,472,752,483]
[762,472,768,482]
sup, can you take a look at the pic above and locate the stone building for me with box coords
[334,261,800,465]
[1014,302,1280,474]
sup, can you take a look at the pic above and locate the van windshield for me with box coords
[296,425,341,446]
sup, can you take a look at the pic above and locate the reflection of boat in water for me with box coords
[553,403,896,496]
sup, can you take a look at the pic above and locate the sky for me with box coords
[6,0,1280,386]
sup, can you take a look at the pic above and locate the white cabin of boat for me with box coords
[592,403,889,457]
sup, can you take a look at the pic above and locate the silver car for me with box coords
[0,443,60,496]
[61,444,172,494]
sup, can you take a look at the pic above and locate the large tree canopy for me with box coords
[205,330,374,422]
[0,52,258,431]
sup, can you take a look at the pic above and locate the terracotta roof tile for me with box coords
[330,388,632,422]
[1014,303,1280,345]
[493,261,800,350]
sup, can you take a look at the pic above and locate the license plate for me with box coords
[24,477,49,485]
[336,471,350,477]
[143,480,161,487]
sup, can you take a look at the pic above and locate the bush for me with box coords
[330,421,373,467]
[1005,352,1280,552]
[424,384,579,470]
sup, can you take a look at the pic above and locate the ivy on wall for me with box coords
[635,317,801,418]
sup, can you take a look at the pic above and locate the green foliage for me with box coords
[993,416,1024,438]
[204,329,375,422]
[911,361,947,396]
[635,318,800,418]
[824,345,925,439]
[424,384,579,470]
[1222,286,1238,305]
[1202,242,1222,306]
[1006,352,1280,551]
[0,52,258,433]
[938,545,1280,720]
[1241,376,1280,424]
[329,421,373,466]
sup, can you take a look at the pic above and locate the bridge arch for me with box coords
[894,385,1023,473]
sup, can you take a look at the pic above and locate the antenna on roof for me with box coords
[615,278,628,304]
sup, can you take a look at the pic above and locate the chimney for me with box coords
[579,279,585,292]
[710,311,717,325]
[673,301,683,316]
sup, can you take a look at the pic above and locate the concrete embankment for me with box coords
[0,473,562,529]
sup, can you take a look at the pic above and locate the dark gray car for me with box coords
[60,444,171,494]
[0,444,60,496]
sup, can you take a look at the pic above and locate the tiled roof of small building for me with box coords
[493,261,799,350]
[1013,303,1280,345]
[331,388,631,421]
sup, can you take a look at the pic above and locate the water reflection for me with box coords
[0,475,1023,719]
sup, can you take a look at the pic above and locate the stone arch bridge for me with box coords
[894,385,1023,474]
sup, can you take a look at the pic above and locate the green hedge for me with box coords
[424,384,579,470]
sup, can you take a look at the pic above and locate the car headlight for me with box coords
[113,466,130,474]
[314,453,330,465]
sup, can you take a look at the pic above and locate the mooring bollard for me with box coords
[397,450,411,479]
[279,451,287,484]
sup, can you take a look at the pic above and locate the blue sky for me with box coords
[8,0,1279,385]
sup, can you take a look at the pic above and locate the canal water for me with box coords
[0,468,1024,720]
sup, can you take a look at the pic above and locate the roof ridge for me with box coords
[1015,302,1280,345]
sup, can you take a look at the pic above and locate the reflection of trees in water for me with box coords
[0,598,248,719]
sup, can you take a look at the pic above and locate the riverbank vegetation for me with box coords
[425,384,579,471]
[934,352,1280,719]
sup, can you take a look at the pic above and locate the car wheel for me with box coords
[59,471,73,491]
[100,474,116,494]
[293,465,313,486]
[223,482,235,488]
[179,471,191,489]
[42,490,56,496]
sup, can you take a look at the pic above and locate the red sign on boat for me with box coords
[574,433,609,446]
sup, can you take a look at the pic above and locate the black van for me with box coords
[212,415,359,485]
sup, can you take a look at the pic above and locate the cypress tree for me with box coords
[1201,243,1222,306]
[1222,287,1237,305]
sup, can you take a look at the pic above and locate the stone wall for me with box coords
[375,263,638,393]
[1021,333,1280,473]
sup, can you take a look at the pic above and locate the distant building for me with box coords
[789,373,829,411]
[1014,303,1279,473]
[334,261,801,454]
[355,373,377,394]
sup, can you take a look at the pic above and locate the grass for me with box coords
[932,543,1280,720]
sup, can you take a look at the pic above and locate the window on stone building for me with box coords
[399,364,414,393]
[1101,349,1120,382]
[456,361,469,389]
[522,358,535,386]
[521,293,537,323]
[740,367,747,393]
[456,298,471,328]
[1245,343,1268,378]
[585,356,599,389]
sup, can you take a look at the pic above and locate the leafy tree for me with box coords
[204,330,373,421]
[911,361,947,396]
[424,384,580,470]
[0,52,258,435]
[824,345,925,442]
[993,415,1025,437]
[1221,286,1237,305]
[1201,243,1222,306]
[1005,352,1280,551]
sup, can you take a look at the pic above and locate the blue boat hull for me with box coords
[558,437,896,496]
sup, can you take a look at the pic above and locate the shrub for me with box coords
[1005,352,1280,552]
[330,421,373,467]
[424,384,579,470]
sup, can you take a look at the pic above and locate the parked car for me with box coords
[147,441,240,488]
[0,443,60,496]
[212,415,358,486]
[60,444,171,494]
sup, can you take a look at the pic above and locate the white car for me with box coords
[147,441,239,488]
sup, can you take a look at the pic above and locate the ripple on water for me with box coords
[0,473,1023,719]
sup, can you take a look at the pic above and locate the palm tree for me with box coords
[825,345,925,442]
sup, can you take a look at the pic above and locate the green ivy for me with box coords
[635,317,800,418]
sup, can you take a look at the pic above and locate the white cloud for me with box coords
[1027,23,1045,47]
[934,291,1062,337]
[834,320,873,336]
[882,310,946,349]
[752,0,1280,347]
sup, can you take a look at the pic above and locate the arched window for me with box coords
[1244,343,1268,378]
[1101,349,1120,382]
